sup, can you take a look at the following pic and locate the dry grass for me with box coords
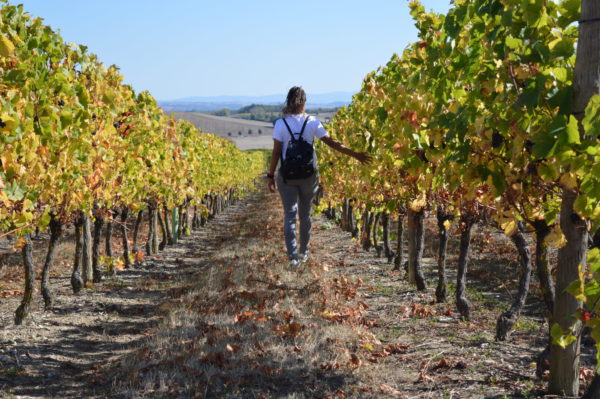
[110,193,369,398]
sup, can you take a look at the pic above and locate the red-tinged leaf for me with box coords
[433,357,448,369]
[320,361,342,370]
[443,307,456,316]
[135,250,144,263]
[410,303,434,318]
[362,319,377,327]
[580,367,595,381]
[398,306,410,318]
[369,349,388,359]
[349,353,361,367]
[379,384,405,398]
[13,237,25,249]
[417,370,435,383]
[283,311,294,320]
[384,343,409,354]
[235,312,253,324]
[288,322,302,337]
[0,289,24,298]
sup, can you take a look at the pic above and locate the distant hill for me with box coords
[209,104,339,124]
[172,112,273,151]
[159,91,354,112]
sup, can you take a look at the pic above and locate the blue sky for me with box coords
[15,1,451,100]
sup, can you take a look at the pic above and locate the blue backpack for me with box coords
[280,116,315,182]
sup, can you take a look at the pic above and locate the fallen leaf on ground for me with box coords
[379,384,405,397]
[417,370,435,382]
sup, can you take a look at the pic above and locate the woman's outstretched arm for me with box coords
[320,136,372,164]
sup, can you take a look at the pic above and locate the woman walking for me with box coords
[266,86,370,267]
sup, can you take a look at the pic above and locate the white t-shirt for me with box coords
[273,114,328,169]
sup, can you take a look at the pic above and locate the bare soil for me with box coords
[0,187,594,398]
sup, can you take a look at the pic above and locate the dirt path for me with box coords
[0,187,590,398]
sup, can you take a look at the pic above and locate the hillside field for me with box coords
[172,112,274,150]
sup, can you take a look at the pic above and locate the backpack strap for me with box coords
[279,118,290,167]
[281,115,311,141]
[299,115,310,138]
[281,118,296,141]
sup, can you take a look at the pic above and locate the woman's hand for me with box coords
[353,151,373,165]
[268,176,276,193]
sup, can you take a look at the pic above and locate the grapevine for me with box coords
[319,0,599,392]
[0,3,264,324]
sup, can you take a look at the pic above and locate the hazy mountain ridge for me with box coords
[159,91,354,112]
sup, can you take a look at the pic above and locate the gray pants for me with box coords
[276,172,319,260]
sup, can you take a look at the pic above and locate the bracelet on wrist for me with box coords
[266,172,275,179]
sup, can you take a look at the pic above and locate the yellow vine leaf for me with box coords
[559,172,578,190]
[409,196,426,211]
[13,237,25,250]
[447,101,459,114]
[0,113,17,134]
[0,34,14,57]
[545,224,567,249]
[0,190,8,204]
[21,198,33,211]
[114,258,125,271]
[500,219,518,236]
